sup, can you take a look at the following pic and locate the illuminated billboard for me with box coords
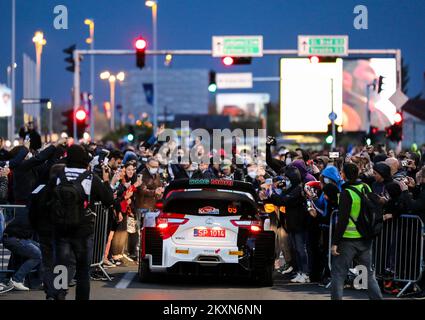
[279,57,397,133]
[280,58,343,133]
[216,93,269,127]
[0,85,12,118]
[343,58,397,131]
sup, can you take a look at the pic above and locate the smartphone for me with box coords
[265,178,273,185]
[401,160,408,167]
[307,200,313,210]
[329,152,340,159]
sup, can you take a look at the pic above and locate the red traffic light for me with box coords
[222,56,234,66]
[393,112,403,125]
[75,109,87,121]
[135,37,147,50]
[309,56,320,64]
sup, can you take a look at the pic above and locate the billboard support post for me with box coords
[331,78,336,150]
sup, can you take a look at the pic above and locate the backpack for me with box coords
[345,185,384,239]
[50,170,91,228]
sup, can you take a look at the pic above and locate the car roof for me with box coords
[164,179,259,202]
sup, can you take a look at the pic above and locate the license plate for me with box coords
[194,228,226,238]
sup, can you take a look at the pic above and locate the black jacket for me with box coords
[10,145,57,204]
[266,167,308,233]
[53,169,114,237]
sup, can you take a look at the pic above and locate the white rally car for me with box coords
[138,179,276,286]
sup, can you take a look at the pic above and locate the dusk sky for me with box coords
[0,0,424,108]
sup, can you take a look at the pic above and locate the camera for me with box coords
[266,136,277,146]
[401,160,408,167]
[329,152,340,159]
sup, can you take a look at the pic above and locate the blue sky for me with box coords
[0,0,424,107]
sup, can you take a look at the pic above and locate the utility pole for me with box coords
[331,78,336,150]
[9,0,16,141]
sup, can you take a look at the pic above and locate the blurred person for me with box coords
[308,166,343,285]
[0,137,9,161]
[136,157,163,212]
[371,162,393,195]
[18,121,42,152]
[111,162,141,265]
[261,166,311,284]
[51,145,114,300]
[291,160,316,183]
[331,163,383,300]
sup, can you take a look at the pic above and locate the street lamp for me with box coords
[84,18,96,139]
[6,63,17,88]
[145,0,158,134]
[100,71,125,131]
[32,31,46,130]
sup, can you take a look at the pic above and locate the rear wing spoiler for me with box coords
[164,179,259,202]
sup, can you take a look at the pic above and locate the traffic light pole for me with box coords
[73,50,81,141]
[331,78,336,150]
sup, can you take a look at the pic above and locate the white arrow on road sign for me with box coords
[389,89,409,110]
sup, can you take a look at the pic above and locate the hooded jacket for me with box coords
[371,162,393,195]
[291,160,316,183]
[314,166,343,223]
[266,166,308,233]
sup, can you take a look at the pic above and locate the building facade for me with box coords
[121,69,209,123]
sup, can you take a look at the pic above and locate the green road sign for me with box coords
[212,36,263,57]
[298,35,349,56]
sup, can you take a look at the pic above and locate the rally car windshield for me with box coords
[163,190,257,217]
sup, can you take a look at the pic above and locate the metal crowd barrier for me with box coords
[0,205,28,275]
[328,211,424,297]
[90,202,111,281]
[372,214,424,297]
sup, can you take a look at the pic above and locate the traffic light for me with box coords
[134,37,147,69]
[386,112,403,142]
[364,126,379,145]
[222,56,252,66]
[377,76,385,94]
[75,108,88,122]
[325,122,334,145]
[63,45,82,73]
[309,56,338,63]
[62,108,89,139]
[127,125,135,142]
[208,71,217,93]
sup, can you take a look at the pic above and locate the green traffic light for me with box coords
[208,83,217,93]
[325,135,334,144]
[127,134,134,142]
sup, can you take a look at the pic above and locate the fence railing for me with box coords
[90,202,111,280]
[372,214,424,297]
[0,205,27,274]
[328,211,424,297]
[1,203,111,281]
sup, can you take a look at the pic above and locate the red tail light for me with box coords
[231,220,262,232]
[250,225,261,232]
[156,215,188,239]
[155,201,164,210]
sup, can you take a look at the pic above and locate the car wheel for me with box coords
[253,264,274,287]
[138,258,153,282]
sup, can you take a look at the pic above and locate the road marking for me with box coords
[115,271,137,289]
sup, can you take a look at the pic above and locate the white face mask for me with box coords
[149,168,158,175]
[285,157,292,166]
[247,171,257,179]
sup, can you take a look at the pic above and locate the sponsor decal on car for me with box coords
[198,206,220,215]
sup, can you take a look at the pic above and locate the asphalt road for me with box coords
[0,265,379,300]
